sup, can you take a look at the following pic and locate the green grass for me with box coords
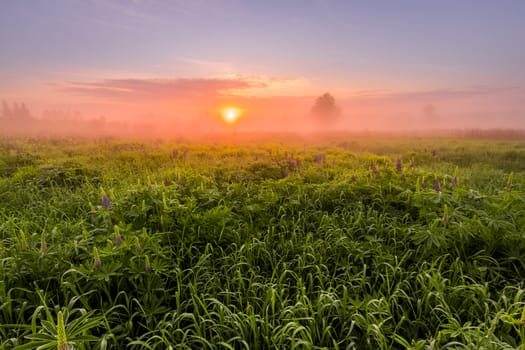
[1,136,525,349]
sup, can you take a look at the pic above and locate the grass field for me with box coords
[1,135,525,349]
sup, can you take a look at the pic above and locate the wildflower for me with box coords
[396,158,402,172]
[452,166,459,188]
[431,150,437,157]
[172,149,179,158]
[506,172,513,190]
[40,233,47,257]
[145,255,152,273]
[101,194,112,209]
[134,236,142,253]
[443,205,449,224]
[371,163,380,178]
[93,247,101,269]
[433,177,440,192]
[114,225,123,247]
[19,229,28,251]
[295,158,302,167]
[57,311,68,350]
[164,177,171,186]
[284,168,290,177]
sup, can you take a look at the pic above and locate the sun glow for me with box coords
[221,107,242,124]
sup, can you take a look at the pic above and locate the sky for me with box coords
[1,0,524,133]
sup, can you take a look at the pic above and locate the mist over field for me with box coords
[3,1,525,349]
[2,1,524,138]
[2,90,524,138]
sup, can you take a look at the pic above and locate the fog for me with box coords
[1,85,524,139]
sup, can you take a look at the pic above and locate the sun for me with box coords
[221,107,242,124]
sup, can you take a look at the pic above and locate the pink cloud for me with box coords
[58,77,269,101]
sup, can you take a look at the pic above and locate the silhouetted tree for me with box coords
[1,101,33,120]
[311,92,341,122]
[1,100,11,118]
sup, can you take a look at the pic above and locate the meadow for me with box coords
[1,134,525,349]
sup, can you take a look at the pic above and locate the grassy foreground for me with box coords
[1,136,525,349]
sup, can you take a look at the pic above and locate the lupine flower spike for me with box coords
[40,233,47,257]
[57,311,69,350]
[93,247,101,269]
[19,229,28,251]
[134,236,142,253]
[114,225,123,246]
[506,172,513,190]
[433,177,440,192]
[145,255,152,272]
[101,193,112,209]
[443,205,449,224]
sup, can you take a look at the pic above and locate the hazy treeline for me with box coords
[1,100,524,139]
[0,101,135,137]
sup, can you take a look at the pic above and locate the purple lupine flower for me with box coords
[114,225,123,246]
[135,238,142,253]
[93,247,101,270]
[433,178,440,192]
[396,158,402,172]
[172,149,179,158]
[164,177,171,186]
[370,163,380,178]
[102,194,112,209]
[431,150,437,157]
[452,176,458,188]
[295,158,302,168]
[284,168,289,177]
[145,255,152,273]
[314,154,326,164]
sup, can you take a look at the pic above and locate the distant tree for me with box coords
[2,100,12,118]
[1,101,33,121]
[311,92,341,122]
[18,103,32,120]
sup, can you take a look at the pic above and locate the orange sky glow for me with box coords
[1,1,524,136]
